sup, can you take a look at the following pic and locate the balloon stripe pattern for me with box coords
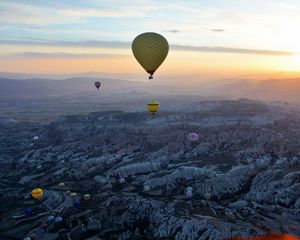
[132,32,169,78]
[31,188,43,200]
[147,100,160,115]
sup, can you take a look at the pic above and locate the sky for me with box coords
[1,0,300,80]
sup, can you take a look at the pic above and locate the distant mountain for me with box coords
[0,77,147,100]
[2,76,300,104]
[215,78,300,104]
[0,71,144,80]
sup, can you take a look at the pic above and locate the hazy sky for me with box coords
[1,0,300,79]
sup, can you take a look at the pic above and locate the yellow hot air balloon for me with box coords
[132,32,169,79]
[147,100,160,115]
[31,188,43,200]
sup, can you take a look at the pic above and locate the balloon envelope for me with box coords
[24,208,32,216]
[147,100,160,115]
[204,193,211,200]
[33,136,39,141]
[186,187,193,197]
[47,215,55,221]
[55,216,63,223]
[119,177,125,184]
[132,32,169,79]
[94,81,101,90]
[73,199,80,208]
[31,188,43,200]
[188,133,199,142]
[83,194,91,200]
[70,192,77,197]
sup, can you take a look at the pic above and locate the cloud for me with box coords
[12,52,130,59]
[171,45,296,56]
[60,8,143,18]
[0,2,144,26]
[167,29,180,33]
[0,40,131,48]
[211,29,225,32]
[280,3,296,9]
[0,40,297,56]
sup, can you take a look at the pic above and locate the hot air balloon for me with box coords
[24,208,32,216]
[147,100,160,115]
[132,32,169,79]
[186,186,193,197]
[31,188,43,200]
[73,199,80,208]
[94,81,101,90]
[70,192,77,197]
[47,215,55,222]
[83,194,91,201]
[188,133,199,142]
[55,216,63,223]
[119,177,125,184]
[33,136,39,141]
[204,193,211,200]
[36,165,42,170]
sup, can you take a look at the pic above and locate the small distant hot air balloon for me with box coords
[33,136,39,141]
[119,177,125,184]
[147,100,160,115]
[73,198,80,208]
[24,208,32,216]
[36,165,42,170]
[55,216,63,224]
[188,133,199,142]
[94,81,101,90]
[204,193,211,200]
[70,192,77,197]
[186,186,193,197]
[47,215,55,222]
[132,32,169,79]
[83,194,91,201]
[31,188,43,200]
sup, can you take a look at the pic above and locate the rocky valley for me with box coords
[0,99,299,239]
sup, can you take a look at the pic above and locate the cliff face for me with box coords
[0,100,299,240]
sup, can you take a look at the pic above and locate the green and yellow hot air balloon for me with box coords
[132,32,169,79]
[147,100,160,115]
